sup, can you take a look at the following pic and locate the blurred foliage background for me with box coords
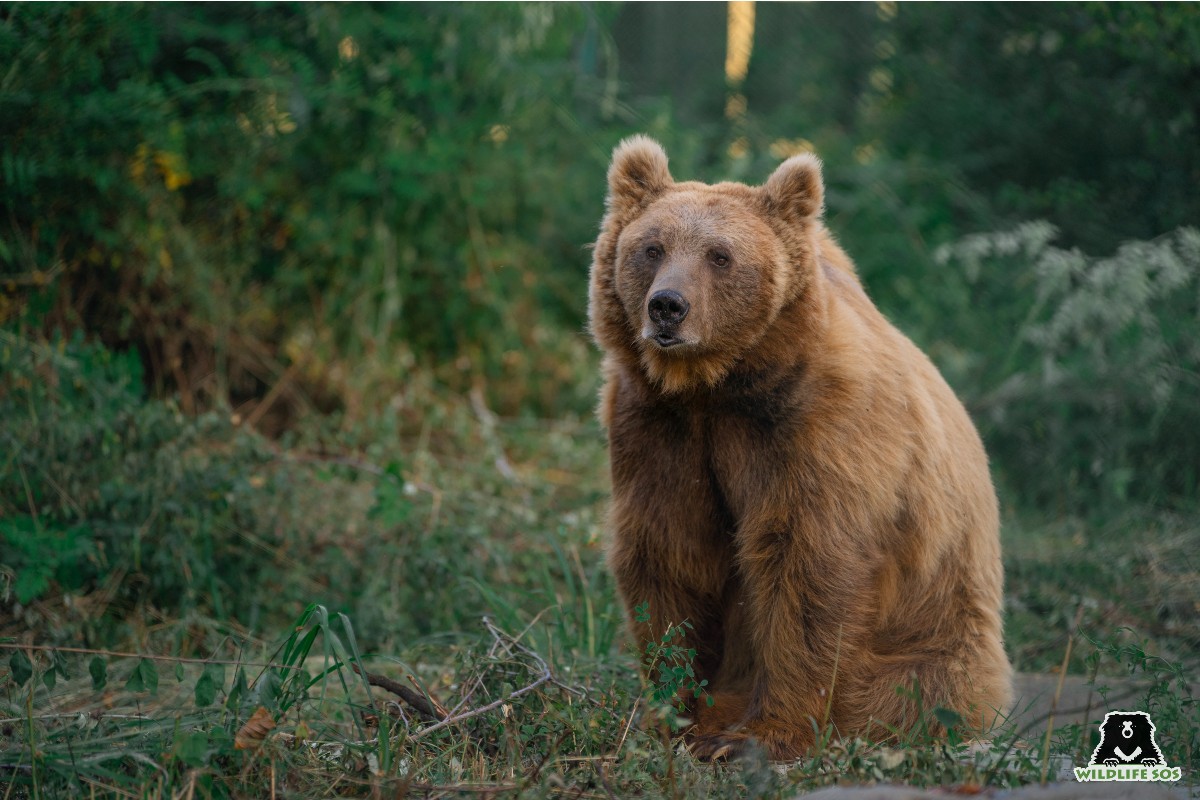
[2,2,1199,647]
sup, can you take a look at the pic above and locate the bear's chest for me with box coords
[704,404,808,521]
[609,374,811,521]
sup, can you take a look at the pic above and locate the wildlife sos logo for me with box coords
[1073,711,1181,782]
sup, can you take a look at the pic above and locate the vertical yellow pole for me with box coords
[725,1,755,88]
[725,1,755,156]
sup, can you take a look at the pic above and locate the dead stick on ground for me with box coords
[612,697,641,761]
[481,616,589,700]
[351,665,444,723]
[409,668,550,741]
[408,672,450,718]
[243,364,298,430]
[336,618,587,747]
[409,616,589,741]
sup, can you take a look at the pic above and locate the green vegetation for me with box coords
[2,3,1198,797]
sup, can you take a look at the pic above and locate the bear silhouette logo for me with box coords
[1088,711,1165,767]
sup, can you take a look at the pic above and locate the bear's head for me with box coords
[589,135,826,393]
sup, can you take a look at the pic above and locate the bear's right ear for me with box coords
[607,135,672,217]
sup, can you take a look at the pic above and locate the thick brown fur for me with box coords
[588,135,1012,761]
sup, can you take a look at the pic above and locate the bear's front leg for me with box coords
[608,498,732,714]
[605,394,737,715]
[689,514,878,761]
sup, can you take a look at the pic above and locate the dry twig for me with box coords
[351,664,445,723]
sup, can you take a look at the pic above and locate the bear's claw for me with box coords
[688,731,751,762]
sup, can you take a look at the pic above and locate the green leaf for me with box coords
[933,707,963,729]
[49,649,69,679]
[194,663,224,707]
[9,650,32,687]
[175,662,185,682]
[125,658,159,694]
[252,669,282,710]
[124,664,144,692]
[141,659,160,694]
[89,656,107,690]
[173,730,212,768]
[226,666,247,710]
[194,670,215,707]
[13,568,50,606]
[42,667,56,690]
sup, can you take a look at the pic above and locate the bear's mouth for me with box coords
[652,333,684,349]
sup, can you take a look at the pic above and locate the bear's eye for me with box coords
[711,252,730,268]
[645,246,663,260]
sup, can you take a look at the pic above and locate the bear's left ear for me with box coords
[607,135,673,218]
[762,153,824,222]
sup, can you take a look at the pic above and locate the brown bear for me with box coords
[588,135,1012,761]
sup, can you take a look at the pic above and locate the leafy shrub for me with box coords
[935,224,1200,510]
[1,3,628,419]
[0,330,613,653]
[0,332,341,643]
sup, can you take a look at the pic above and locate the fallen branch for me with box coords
[351,665,444,723]
[481,616,589,701]
[290,618,589,755]
[408,615,590,741]
[469,386,519,483]
[410,664,550,741]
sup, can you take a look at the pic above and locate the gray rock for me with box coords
[1008,673,1149,735]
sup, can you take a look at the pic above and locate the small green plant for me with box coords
[634,601,714,715]
[0,516,92,605]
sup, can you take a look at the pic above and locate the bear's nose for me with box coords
[648,290,690,327]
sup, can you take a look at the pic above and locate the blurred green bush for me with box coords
[936,225,1200,511]
[0,330,612,650]
[0,332,297,642]
[1,3,634,422]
